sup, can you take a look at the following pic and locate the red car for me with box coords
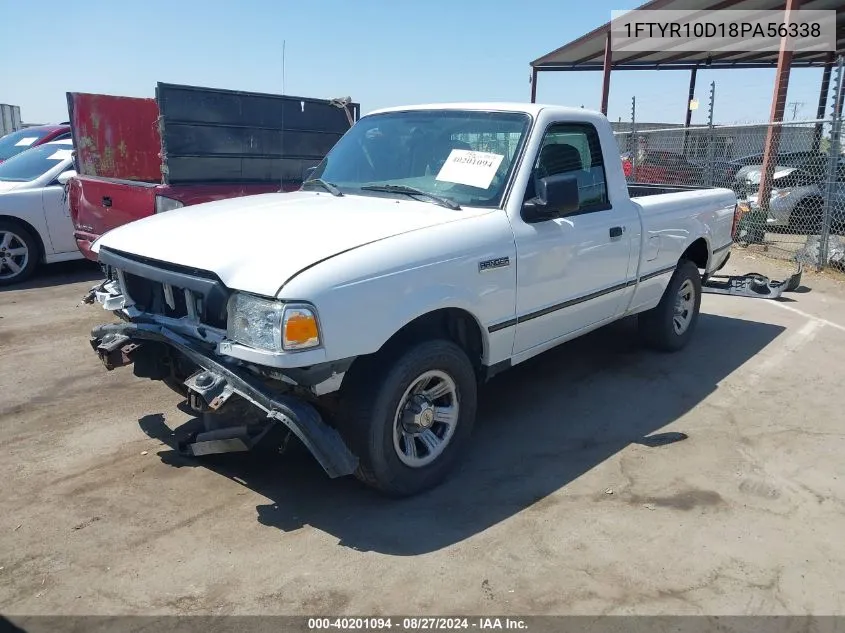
[0,125,71,164]
[621,151,705,186]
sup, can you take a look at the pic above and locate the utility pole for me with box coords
[705,81,716,187]
[280,40,287,193]
[788,101,804,120]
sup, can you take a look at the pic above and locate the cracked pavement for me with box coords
[1,257,844,616]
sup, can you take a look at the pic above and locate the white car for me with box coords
[86,103,736,496]
[0,139,83,285]
[744,161,845,231]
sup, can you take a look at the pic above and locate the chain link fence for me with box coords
[613,62,845,271]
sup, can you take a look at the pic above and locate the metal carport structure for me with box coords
[530,0,845,204]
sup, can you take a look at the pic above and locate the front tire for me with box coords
[0,220,39,287]
[638,259,702,352]
[339,339,478,497]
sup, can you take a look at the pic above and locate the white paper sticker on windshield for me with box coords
[47,149,73,161]
[436,149,504,189]
[14,137,38,147]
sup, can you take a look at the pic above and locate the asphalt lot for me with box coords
[1,254,845,616]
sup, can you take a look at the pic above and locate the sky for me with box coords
[0,0,834,127]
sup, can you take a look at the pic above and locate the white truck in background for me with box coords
[86,102,739,497]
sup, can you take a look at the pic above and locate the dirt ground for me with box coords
[1,254,845,617]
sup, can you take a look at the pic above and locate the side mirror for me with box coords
[521,174,580,223]
[56,170,76,186]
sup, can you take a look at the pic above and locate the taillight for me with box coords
[732,202,749,239]
[155,195,184,213]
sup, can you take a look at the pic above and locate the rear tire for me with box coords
[0,220,39,287]
[338,339,478,497]
[638,259,702,352]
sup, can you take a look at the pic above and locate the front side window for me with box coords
[307,109,531,208]
[527,123,609,212]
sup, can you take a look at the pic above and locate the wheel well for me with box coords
[681,237,709,270]
[0,215,45,262]
[374,308,485,376]
[796,196,824,213]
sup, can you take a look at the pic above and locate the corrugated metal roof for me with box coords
[532,0,845,70]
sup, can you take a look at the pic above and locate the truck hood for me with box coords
[93,190,491,296]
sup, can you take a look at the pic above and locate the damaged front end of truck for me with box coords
[83,249,359,479]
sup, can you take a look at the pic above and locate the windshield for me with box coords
[0,128,54,161]
[307,109,532,208]
[0,141,73,182]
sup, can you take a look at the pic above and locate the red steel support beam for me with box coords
[685,66,698,128]
[600,31,612,115]
[531,67,538,103]
[758,0,801,214]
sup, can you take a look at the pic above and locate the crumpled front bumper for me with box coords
[701,264,803,299]
[89,321,359,479]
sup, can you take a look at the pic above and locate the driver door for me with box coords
[510,122,638,355]
[41,169,78,254]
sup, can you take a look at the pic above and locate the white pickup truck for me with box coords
[86,103,738,496]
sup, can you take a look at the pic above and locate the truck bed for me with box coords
[156,83,358,185]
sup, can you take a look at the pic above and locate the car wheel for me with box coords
[339,339,478,497]
[0,220,39,287]
[638,259,702,353]
[788,199,823,234]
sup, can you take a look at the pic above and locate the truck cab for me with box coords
[86,103,737,497]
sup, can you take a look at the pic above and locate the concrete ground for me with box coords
[1,255,844,617]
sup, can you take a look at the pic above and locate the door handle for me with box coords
[609,226,624,238]
[102,197,112,208]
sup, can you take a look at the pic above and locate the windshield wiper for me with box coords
[302,178,343,197]
[360,184,461,210]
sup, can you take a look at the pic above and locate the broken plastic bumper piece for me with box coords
[82,279,126,310]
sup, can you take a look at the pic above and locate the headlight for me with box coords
[155,195,184,213]
[226,293,321,352]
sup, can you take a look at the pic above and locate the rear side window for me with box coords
[0,142,73,182]
[530,123,609,212]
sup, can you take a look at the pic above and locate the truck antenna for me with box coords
[280,39,286,193]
